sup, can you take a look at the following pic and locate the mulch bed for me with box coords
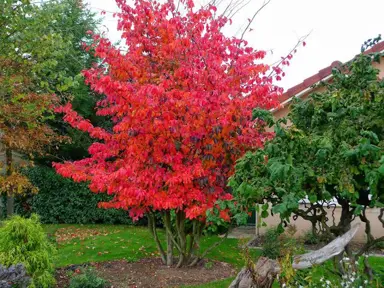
[56,258,236,288]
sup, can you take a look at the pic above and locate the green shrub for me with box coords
[261,227,281,259]
[15,166,134,224]
[303,230,321,245]
[69,268,106,288]
[0,214,56,288]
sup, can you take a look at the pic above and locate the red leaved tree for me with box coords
[54,0,281,267]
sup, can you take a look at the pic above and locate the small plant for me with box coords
[303,230,334,247]
[277,225,306,286]
[0,214,56,288]
[339,256,373,288]
[303,230,320,245]
[204,261,214,270]
[69,268,106,288]
[285,255,382,288]
[261,227,282,259]
[0,264,30,288]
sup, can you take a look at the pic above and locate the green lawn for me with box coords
[184,278,234,288]
[46,224,257,269]
[45,224,383,288]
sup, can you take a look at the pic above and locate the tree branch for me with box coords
[267,32,311,78]
[356,236,384,258]
[189,227,230,266]
[379,208,384,228]
[239,0,271,43]
[228,0,253,19]
[148,211,166,264]
[163,211,184,255]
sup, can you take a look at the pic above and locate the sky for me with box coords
[86,0,383,90]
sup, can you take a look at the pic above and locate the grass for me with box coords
[47,224,258,269]
[184,278,234,288]
[52,225,157,267]
[45,224,384,288]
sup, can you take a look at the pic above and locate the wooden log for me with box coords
[229,223,360,288]
[292,223,360,269]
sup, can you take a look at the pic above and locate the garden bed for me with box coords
[56,258,236,288]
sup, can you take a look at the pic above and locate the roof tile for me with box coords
[277,41,384,104]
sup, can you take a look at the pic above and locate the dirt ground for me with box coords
[56,258,236,288]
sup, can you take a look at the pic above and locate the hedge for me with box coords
[14,166,135,225]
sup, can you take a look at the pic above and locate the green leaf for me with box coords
[277,223,284,234]
[309,194,317,203]
[261,210,269,218]
[378,164,384,175]
[353,205,364,216]
[252,108,274,126]
[272,203,286,215]
[218,201,226,210]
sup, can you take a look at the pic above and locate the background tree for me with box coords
[33,0,103,163]
[54,0,282,267]
[41,0,108,163]
[229,38,384,278]
[0,59,61,216]
[0,0,99,216]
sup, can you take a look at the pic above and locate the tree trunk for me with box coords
[5,149,14,217]
[150,211,221,267]
[165,211,174,266]
[0,197,3,220]
[6,196,14,217]
[175,211,186,268]
[148,212,166,264]
[229,258,280,288]
[230,223,360,288]
[166,232,174,266]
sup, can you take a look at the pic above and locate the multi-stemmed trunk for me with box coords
[148,209,221,268]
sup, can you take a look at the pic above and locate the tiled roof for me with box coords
[278,41,384,104]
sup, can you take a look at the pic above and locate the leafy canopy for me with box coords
[230,42,384,234]
[0,0,77,198]
[0,0,100,197]
[54,0,281,221]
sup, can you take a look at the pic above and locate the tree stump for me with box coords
[229,257,280,288]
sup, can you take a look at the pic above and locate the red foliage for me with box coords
[54,0,281,221]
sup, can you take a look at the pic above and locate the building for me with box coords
[272,41,384,125]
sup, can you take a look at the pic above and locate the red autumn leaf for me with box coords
[54,0,281,223]
[219,209,231,222]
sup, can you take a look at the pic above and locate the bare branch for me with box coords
[189,228,231,266]
[176,0,181,13]
[356,235,384,258]
[267,32,311,79]
[219,0,235,18]
[221,0,245,18]
[239,0,271,43]
[228,0,252,19]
